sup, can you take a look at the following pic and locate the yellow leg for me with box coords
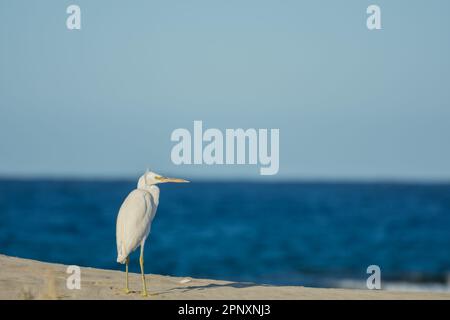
[124,257,130,294]
[139,251,148,297]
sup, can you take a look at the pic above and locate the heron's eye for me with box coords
[155,176,162,180]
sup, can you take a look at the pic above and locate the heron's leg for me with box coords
[124,256,130,294]
[139,245,148,297]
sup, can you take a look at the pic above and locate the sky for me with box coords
[1,1,450,180]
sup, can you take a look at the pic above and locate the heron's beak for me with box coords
[159,176,190,183]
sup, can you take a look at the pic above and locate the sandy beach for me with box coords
[0,254,449,300]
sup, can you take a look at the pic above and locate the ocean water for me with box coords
[1,179,449,291]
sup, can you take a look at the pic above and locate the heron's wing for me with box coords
[116,189,153,263]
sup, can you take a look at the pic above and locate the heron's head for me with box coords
[137,170,189,188]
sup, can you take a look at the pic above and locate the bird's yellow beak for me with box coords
[157,176,190,183]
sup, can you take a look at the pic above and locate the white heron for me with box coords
[116,170,189,296]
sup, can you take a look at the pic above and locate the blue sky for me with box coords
[1,1,450,180]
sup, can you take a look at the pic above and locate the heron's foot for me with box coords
[124,288,130,294]
[141,290,148,297]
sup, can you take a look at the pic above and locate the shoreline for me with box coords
[0,254,449,300]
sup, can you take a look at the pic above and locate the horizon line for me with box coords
[1,174,450,185]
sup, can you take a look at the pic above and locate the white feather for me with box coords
[116,186,159,263]
[115,171,187,267]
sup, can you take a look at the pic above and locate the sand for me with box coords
[0,254,449,300]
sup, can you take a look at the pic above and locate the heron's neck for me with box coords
[139,185,160,206]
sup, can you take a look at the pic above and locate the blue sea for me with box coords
[1,179,449,291]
